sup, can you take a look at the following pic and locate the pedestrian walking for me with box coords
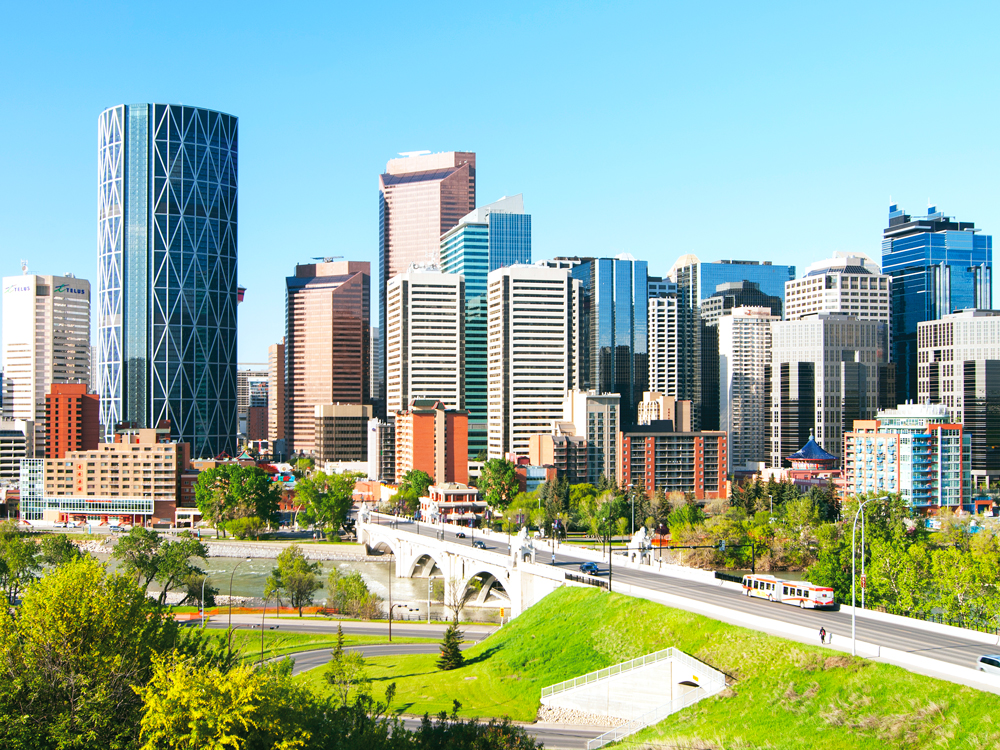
[819,626,827,644]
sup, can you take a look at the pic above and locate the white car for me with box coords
[977,655,1000,675]
[52,522,68,528]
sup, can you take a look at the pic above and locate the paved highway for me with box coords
[373,517,997,671]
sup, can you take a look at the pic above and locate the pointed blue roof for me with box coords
[787,435,837,462]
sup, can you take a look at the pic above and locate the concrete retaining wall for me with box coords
[206,542,373,561]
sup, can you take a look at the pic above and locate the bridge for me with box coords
[358,510,567,617]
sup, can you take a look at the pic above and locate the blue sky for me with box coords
[2,1,998,363]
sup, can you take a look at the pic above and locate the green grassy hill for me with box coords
[297,587,998,748]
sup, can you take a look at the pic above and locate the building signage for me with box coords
[53,284,87,295]
[3,284,31,294]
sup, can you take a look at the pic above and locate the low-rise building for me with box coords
[21,422,189,526]
[419,483,487,525]
[528,429,588,484]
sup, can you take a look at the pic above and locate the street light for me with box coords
[228,557,252,632]
[852,496,888,656]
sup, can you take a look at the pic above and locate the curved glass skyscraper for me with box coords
[97,103,238,458]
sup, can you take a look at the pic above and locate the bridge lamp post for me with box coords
[228,557,252,632]
[200,574,211,628]
[852,496,888,656]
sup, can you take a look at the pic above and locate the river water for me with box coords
[94,553,501,623]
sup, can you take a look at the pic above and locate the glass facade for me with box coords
[674,260,796,305]
[98,104,238,458]
[882,205,992,404]
[440,196,531,458]
[568,256,647,427]
[378,153,476,417]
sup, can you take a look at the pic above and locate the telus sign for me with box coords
[53,284,87,295]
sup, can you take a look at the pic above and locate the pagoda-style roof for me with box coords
[787,436,837,463]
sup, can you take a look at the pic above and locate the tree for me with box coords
[267,544,323,616]
[154,533,209,606]
[437,622,465,670]
[136,654,318,750]
[194,464,282,537]
[181,571,218,608]
[0,523,40,603]
[329,568,383,619]
[399,470,433,501]
[298,471,363,535]
[478,458,519,511]
[444,576,481,623]
[0,556,179,749]
[325,624,373,706]
[39,533,83,566]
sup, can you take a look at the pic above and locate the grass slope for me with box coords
[206,630,433,662]
[297,587,998,748]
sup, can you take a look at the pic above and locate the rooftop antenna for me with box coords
[311,256,343,263]
[20,259,28,275]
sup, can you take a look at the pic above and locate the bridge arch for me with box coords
[460,567,513,607]
[407,552,445,578]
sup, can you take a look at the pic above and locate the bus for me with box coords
[741,573,835,609]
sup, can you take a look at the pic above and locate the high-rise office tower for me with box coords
[385,266,464,415]
[647,279,702,428]
[97,104,238,457]
[267,339,285,453]
[718,307,778,471]
[237,365,267,437]
[441,194,531,458]
[2,273,91,455]
[487,265,582,459]
[882,205,992,404]
[785,253,890,323]
[378,151,476,412]
[284,261,370,457]
[918,309,1000,485]
[669,255,795,306]
[770,313,885,468]
[701,281,783,325]
[539,255,647,426]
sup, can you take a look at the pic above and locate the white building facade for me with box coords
[563,389,620,484]
[385,266,465,415]
[2,274,91,455]
[487,265,581,459]
[784,253,891,333]
[718,306,777,470]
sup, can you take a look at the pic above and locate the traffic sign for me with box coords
[860,575,866,589]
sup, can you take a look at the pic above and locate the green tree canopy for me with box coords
[194,464,282,536]
[0,521,40,603]
[38,533,83,566]
[478,458,519,511]
[297,471,361,535]
[267,544,323,616]
[0,556,179,749]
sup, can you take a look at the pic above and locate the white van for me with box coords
[976,655,1000,675]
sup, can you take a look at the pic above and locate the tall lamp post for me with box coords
[228,557,252,632]
[852,496,887,656]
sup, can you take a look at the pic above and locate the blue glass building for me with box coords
[882,205,992,404]
[542,256,648,427]
[97,104,239,457]
[670,257,795,305]
[441,195,531,458]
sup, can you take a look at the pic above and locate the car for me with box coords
[977,655,1000,675]
[472,540,486,549]
[580,562,600,575]
[108,525,124,532]
[52,522,68,528]
[456,532,467,538]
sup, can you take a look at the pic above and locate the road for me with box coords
[373,517,998,671]
[204,617,496,642]
[280,641,612,749]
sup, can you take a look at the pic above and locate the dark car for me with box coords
[456,532,467,539]
[580,561,600,575]
[472,540,486,549]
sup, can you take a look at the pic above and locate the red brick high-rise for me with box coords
[44,383,99,459]
[395,399,468,485]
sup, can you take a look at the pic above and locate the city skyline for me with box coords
[3,4,1000,363]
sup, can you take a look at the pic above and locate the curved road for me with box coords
[375,517,998,671]
[282,642,612,749]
